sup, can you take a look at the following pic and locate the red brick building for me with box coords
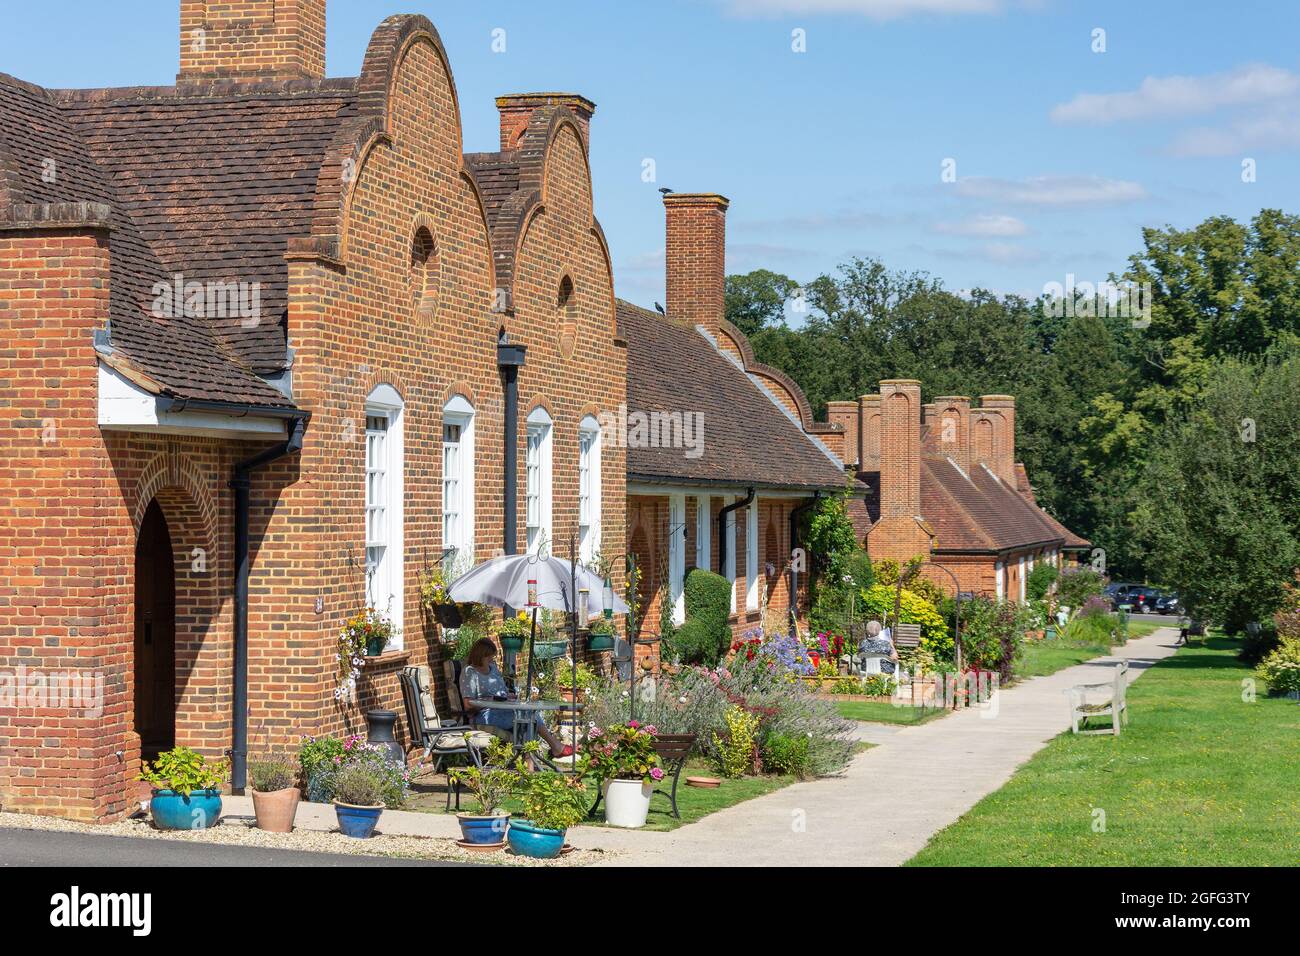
[820,386,1090,598]
[0,4,625,821]
[618,194,850,645]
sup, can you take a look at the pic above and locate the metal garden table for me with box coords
[467,697,567,762]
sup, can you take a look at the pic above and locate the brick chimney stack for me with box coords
[664,193,729,338]
[934,396,972,475]
[975,395,1016,483]
[178,0,326,83]
[826,401,858,468]
[866,380,932,563]
[858,394,881,472]
[496,93,596,151]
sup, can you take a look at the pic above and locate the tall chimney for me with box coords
[866,380,931,563]
[975,395,1016,483]
[664,193,729,338]
[934,396,972,475]
[826,401,858,468]
[858,393,881,472]
[496,93,596,151]
[178,0,326,83]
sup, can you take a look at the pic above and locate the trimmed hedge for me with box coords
[663,568,734,666]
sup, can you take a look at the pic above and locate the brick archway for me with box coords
[130,451,227,762]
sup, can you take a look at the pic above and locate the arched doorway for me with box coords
[135,499,176,761]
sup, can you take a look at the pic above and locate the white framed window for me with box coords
[723,496,737,613]
[668,494,686,625]
[695,495,712,572]
[1018,555,1027,603]
[526,406,553,555]
[442,395,475,563]
[578,416,601,564]
[365,384,404,647]
[995,560,1005,601]
[745,496,760,611]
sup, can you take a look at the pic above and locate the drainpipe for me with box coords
[497,332,528,558]
[788,492,821,635]
[230,414,307,794]
[717,487,755,578]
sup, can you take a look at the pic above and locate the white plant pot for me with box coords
[603,778,653,828]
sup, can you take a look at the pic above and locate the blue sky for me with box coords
[3,1,1297,313]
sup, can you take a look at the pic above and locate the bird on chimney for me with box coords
[658,187,673,196]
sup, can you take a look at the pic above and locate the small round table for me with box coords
[468,697,566,749]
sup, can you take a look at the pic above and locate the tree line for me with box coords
[727,209,1300,630]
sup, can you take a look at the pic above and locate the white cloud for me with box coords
[1050,64,1300,125]
[719,0,1006,19]
[956,174,1146,206]
[933,213,1029,237]
[735,209,896,232]
[1168,102,1300,157]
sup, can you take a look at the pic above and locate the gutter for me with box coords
[229,412,309,794]
[158,396,305,420]
[497,332,528,558]
[717,487,755,575]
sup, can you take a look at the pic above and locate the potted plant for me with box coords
[140,746,228,831]
[419,566,463,628]
[249,755,300,833]
[332,763,388,838]
[446,738,520,846]
[508,771,589,859]
[498,610,530,655]
[586,617,616,652]
[580,721,663,829]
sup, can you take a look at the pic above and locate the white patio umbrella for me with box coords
[447,551,629,705]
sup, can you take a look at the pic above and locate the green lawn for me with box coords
[835,700,950,725]
[407,758,797,832]
[1017,620,1164,678]
[907,636,1300,866]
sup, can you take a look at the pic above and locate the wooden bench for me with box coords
[893,623,922,651]
[589,733,696,819]
[1068,660,1129,736]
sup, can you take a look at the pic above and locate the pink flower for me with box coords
[587,727,604,740]
[628,720,640,729]
[650,767,665,781]
[645,725,658,736]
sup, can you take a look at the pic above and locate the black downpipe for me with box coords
[717,487,755,575]
[497,333,527,559]
[788,492,821,635]
[230,415,307,794]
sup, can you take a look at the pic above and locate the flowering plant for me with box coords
[729,628,816,677]
[580,721,663,785]
[448,738,523,816]
[336,608,391,699]
[418,565,454,608]
[500,610,532,640]
[299,733,410,807]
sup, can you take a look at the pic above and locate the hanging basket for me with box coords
[532,640,568,661]
[586,633,615,652]
[432,603,464,629]
[499,635,526,654]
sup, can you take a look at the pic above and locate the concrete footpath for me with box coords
[220,627,1178,866]
[589,626,1181,866]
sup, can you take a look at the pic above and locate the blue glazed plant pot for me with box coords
[457,813,510,845]
[150,788,223,831]
[507,820,566,859]
[334,801,384,838]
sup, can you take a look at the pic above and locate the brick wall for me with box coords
[663,193,728,339]
[178,0,327,82]
[866,380,931,563]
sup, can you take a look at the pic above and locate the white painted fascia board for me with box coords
[98,362,287,439]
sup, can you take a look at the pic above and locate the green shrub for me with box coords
[663,568,733,666]
[762,732,810,778]
[859,583,951,660]
[1240,621,1280,666]
[1255,637,1300,696]
[1026,563,1058,602]
[139,746,228,797]
[1056,566,1105,610]
[517,771,589,831]
[860,673,896,697]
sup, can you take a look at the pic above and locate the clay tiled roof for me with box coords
[54,80,358,376]
[619,299,848,491]
[0,73,308,407]
[922,456,1063,553]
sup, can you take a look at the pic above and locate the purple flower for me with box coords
[650,767,665,781]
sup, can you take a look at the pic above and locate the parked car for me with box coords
[1109,584,1159,612]
[1154,591,1185,615]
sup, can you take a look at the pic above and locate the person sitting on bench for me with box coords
[459,638,574,757]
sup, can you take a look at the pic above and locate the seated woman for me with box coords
[459,638,574,757]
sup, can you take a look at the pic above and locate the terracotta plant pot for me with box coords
[251,786,301,833]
